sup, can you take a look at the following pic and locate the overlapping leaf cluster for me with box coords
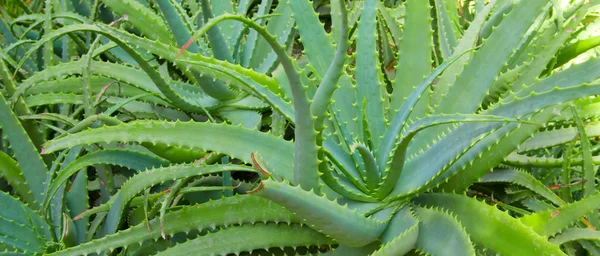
[1,0,600,255]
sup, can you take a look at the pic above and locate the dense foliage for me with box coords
[1,0,600,255]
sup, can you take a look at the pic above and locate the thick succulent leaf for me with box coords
[379,114,529,198]
[414,206,475,256]
[41,121,294,181]
[0,150,33,204]
[287,0,358,136]
[0,93,47,209]
[414,193,565,255]
[435,0,547,114]
[43,149,169,211]
[101,0,175,44]
[389,0,433,120]
[0,192,50,253]
[240,0,272,67]
[503,152,600,168]
[103,164,256,234]
[251,179,387,247]
[550,228,600,245]
[154,223,334,256]
[409,82,600,196]
[0,50,45,151]
[571,106,597,198]
[65,166,88,245]
[501,5,588,101]
[156,0,198,50]
[355,0,385,148]
[518,122,600,152]
[433,0,460,60]
[47,195,297,256]
[429,0,496,109]
[520,192,600,237]
[373,205,419,256]
[478,168,564,206]
[250,1,294,72]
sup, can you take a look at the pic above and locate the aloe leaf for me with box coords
[436,0,547,115]
[250,179,387,247]
[15,60,163,99]
[154,223,333,256]
[378,46,476,172]
[0,150,33,204]
[520,192,600,237]
[571,107,597,198]
[429,0,496,109]
[103,164,256,234]
[555,35,600,68]
[413,206,475,256]
[504,152,600,168]
[380,112,526,198]
[48,195,297,256]
[0,192,50,252]
[101,0,174,44]
[518,122,600,152]
[240,0,272,68]
[250,1,294,72]
[389,0,433,120]
[433,0,460,60]
[14,25,215,113]
[185,14,318,191]
[478,168,564,206]
[0,51,46,151]
[287,0,358,136]
[0,93,47,210]
[311,0,348,131]
[156,0,198,51]
[551,228,600,244]
[200,0,233,63]
[373,206,418,256]
[42,121,294,180]
[414,193,565,255]
[424,82,600,194]
[43,149,169,212]
[501,5,588,102]
[65,167,88,245]
[287,0,332,75]
[354,0,385,149]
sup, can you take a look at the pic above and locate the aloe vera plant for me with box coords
[2,0,600,255]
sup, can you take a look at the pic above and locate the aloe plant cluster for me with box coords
[2,0,600,255]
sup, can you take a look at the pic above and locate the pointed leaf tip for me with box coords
[177,38,195,58]
[247,181,264,194]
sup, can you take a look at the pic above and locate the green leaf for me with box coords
[373,206,419,256]
[571,106,597,198]
[43,149,169,211]
[47,196,298,256]
[389,0,433,120]
[520,192,600,237]
[435,0,547,115]
[550,228,600,245]
[42,120,293,183]
[478,168,565,206]
[355,0,385,148]
[0,150,33,204]
[251,179,387,247]
[154,223,334,256]
[103,164,256,234]
[0,93,47,210]
[0,192,50,253]
[414,193,565,255]
[101,0,175,44]
[414,206,475,256]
